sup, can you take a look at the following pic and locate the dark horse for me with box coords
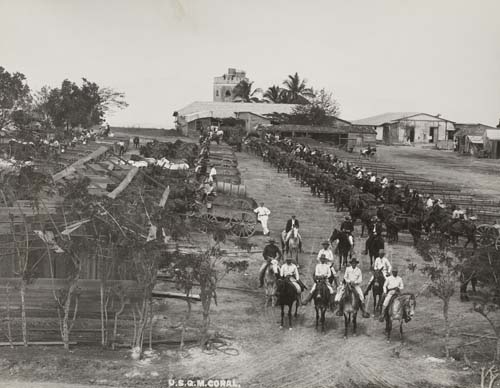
[384,293,416,342]
[314,278,331,332]
[342,283,360,338]
[366,235,384,268]
[370,269,386,315]
[276,277,300,329]
[133,136,140,149]
[329,229,352,271]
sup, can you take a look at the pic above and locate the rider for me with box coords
[258,239,282,288]
[379,267,404,322]
[334,258,370,318]
[340,215,354,248]
[364,216,383,255]
[208,164,217,182]
[280,257,302,294]
[302,254,337,306]
[317,240,334,263]
[364,249,392,296]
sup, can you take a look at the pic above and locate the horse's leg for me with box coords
[471,276,478,293]
[386,317,392,342]
[321,308,326,333]
[280,305,284,328]
[352,313,357,336]
[315,307,319,329]
[400,321,404,342]
[295,296,299,317]
[288,304,293,329]
[344,314,349,339]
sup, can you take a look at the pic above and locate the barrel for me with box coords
[216,181,246,197]
[217,175,241,185]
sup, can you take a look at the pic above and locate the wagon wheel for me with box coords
[475,225,497,247]
[229,211,256,237]
[198,213,218,233]
[231,198,253,211]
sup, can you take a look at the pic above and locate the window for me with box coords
[225,90,231,97]
[216,90,219,97]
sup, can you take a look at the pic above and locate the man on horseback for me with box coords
[258,239,282,288]
[334,258,370,318]
[284,215,302,252]
[316,240,334,263]
[379,267,404,322]
[280,257,302,294]
[364,249,392,296]
[340,215,354,248]
[302,254,337,307]
[364,216,383,255]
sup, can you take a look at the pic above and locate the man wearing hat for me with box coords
[302,254,337,306]
[284,215,302,252]
[280,257,301,294]
[208,164,217,182]
[340,215,355,248]
[254,202,271,236]
[334,258,370,318]
[379,267,404,322]
[258,238,282,288]
[364,249,392,296]
[317,240,334,264]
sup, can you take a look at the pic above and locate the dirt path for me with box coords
[173,151,472,388]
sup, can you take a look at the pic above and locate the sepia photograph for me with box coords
[0,1,500,387]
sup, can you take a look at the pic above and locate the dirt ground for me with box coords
[2,143,499,388]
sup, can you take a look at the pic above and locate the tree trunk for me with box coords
[443,298,450,358]
[20,280,28,347]
[199,286,212,349]
[496,332,500,362]
[62,280,78,350]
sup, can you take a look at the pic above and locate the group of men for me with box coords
[258,226,405,320]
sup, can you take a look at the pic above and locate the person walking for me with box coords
[254,202,271,236]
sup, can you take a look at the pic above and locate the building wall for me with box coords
[236,112,271,132]
[213,68,248,102]
[383,118,455,144]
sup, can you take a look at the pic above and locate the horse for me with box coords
[314,278,331,332]
[366,234,384,267]
[370,269,386,315]
[276,277,300,329]
[156,157,190,170]
[133,136,140,149]
[283,227,301,266]
[444,220,477,249]
[264,259,280,308]
[384,293,416,342]
[359,147,377,161]
[329,229,352,271]
[342,283,361,338]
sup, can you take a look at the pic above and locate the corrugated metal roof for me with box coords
[176,101,296,121]
[454,124,496,137]
[352,112,420,126]
[485,129,500,140]
[271,124,376,134]
[467,135,483,144]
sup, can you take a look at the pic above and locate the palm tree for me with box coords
[232,80,262,103]
[263,85,285,103]
[282,72,315,104]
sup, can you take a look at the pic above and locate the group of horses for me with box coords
[263,257,416,341]
[247,136,478,249]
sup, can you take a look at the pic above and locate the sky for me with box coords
[1,0,499,128]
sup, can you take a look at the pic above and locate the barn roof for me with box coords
[454,123,496,137]
[175,101,296,122]
[270,124,376,134]
[352,112,453,126]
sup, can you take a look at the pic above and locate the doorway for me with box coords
[429,127,438,143]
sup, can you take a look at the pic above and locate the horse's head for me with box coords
[373,269,385,286]
[403,294,416,322]
[269,259,280,276]
[329,229,339,242]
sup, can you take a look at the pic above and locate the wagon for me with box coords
[193,194,258,237]
[475,223,500,249]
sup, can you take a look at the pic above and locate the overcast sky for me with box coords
[1,0,499,128]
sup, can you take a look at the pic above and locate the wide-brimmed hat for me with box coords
[392,266,398,272]
[285,257,293,261]
[379,249,385,255]
[319,254,328,261]
[268,238,276,243]
[321,240,330,246]
[350,257,359,264]
[345,215,351,220]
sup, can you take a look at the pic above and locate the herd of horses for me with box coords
[247,136,479,249]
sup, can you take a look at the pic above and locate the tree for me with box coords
[288,88,341,126]
[282,72,314,104]
[0,66,32,128]
[232,80,262,103]
[263,85,285,103]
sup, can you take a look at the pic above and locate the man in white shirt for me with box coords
[280,257,301,294]
[334,258,370,318]
[302,254,337,305]
[254,202,271,236]
[208,164,217,182]
[364,250,392,295]
[379,268,404,322]
[317,241,334,264]
[426,196,434,208]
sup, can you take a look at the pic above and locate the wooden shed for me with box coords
[483,129,500,159]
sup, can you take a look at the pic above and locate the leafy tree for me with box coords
[0,66,32,128]
[288,88,341,126]
[263,85,285,103]
[282,72,314,104]
[232,80,262,103]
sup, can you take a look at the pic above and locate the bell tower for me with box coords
[213,68,248,102]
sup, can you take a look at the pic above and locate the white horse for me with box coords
[156,157,189,170]
[264,259,280,308]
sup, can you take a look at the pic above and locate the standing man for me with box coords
[379,267,404,322]
[208,164,217,182]
[258,238,282,288]
[334,258,370,318]
[254,202,271,236]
